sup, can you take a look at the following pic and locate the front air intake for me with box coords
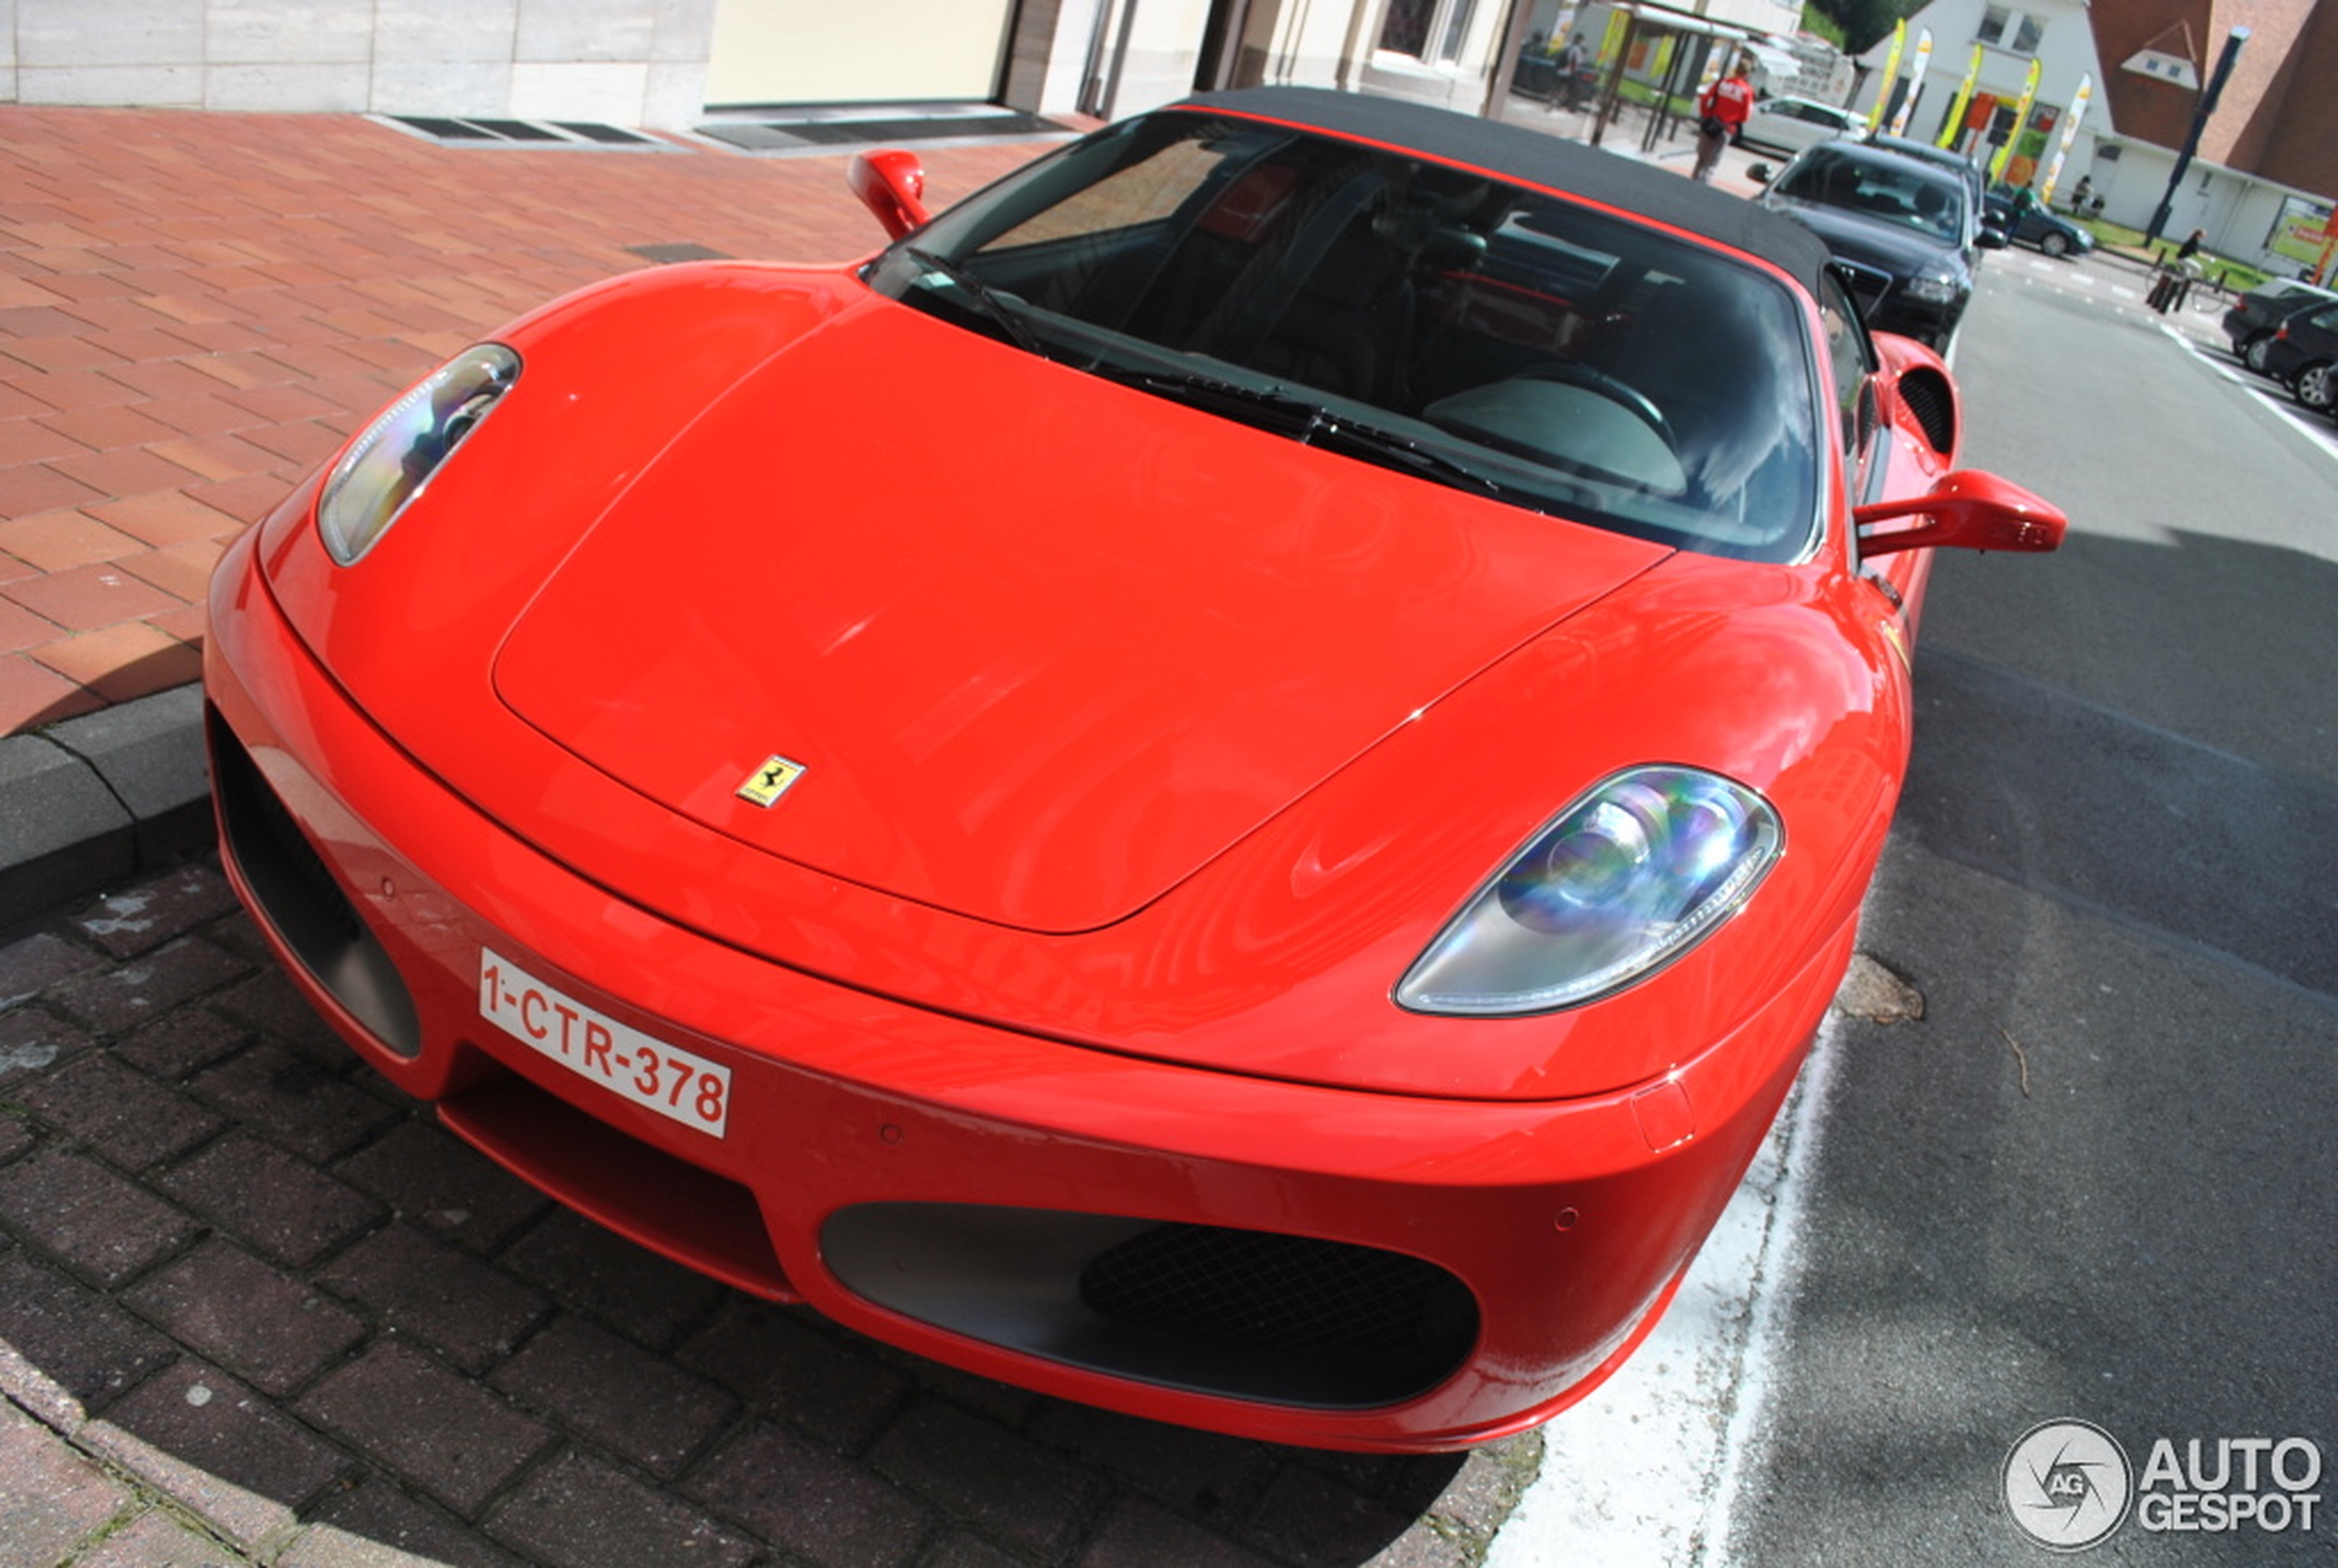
[824,1203,1477,1410]
[208,708,422,1057]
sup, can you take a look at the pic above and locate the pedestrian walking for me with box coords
[1695,58,1754,182]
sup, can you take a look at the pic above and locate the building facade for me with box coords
[1867,0,2336,273]
[0,0,1818,130]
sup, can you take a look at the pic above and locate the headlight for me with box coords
[318,343,520,565]
[1396,766,1782,1016]
[1905,271,1962,305]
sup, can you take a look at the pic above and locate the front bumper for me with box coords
[204,522,1845,1451]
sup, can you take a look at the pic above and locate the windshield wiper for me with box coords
[1308,415,1512,502]
[900,247,1046,357]
[1111,367,1512,502]
[1094,366,1326,435]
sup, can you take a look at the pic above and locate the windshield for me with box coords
[866,112,1822,562]
[1776,146,1966,245]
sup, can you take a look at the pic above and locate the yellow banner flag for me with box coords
[1990,57,2043,183]
[1871,20,1906,123]
[1937,44,1985,148]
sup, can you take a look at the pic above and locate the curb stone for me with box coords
[0,685,211,932]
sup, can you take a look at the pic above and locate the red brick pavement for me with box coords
[0,106,1056,736]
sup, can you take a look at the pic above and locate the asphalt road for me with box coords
[1718,266,2338,1562]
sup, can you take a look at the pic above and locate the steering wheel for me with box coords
[1514,360,1671,441]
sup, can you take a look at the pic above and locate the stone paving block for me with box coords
[71,859,241,959]
[48,933,251,1035]
[920,1534,1026,1568]
[315,1221,549,1376]
[869,1397,1102,1562]
[0,1396,134,1568]
[57,1505,245,1568]
[0,1001,97,1080]
[1028,1401,1279,1529]
[497,1205,724,1349]
[487,1311,735,1479]
[17,1050,226,1168]
[0,1322,93,1430]
[0,928,103,1008]
[331,1119,547,1257]
[297,1342,553,1516]
[93,1358,353,1549]
[287,1474,529,1568]
[206,964,358,1066]
[684,1419,937,1568]
[488,1449,759,1568]
[677,1297,909,1452]
[0,1251,179,1412]
[1237,1462,1423,1568]
[111,1001,255,1082]
[157,1131,384,1270]
[188,1039,404,1163]
[124,1238,368,1395]
[0,1143,202,1289]
[1079,1497,1284,1568]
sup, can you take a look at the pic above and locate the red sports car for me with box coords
[204,86,2062,1450]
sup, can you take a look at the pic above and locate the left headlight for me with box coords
[1396,766,1783,1016]
[318,343,520,565]
[1905,268,1963,305]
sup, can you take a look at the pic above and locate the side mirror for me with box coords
[1748,162,1774,185]
[848,149,931,240]
[1855,468,2066,556]
[1977,225,2010,249]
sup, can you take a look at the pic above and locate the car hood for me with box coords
[1761,196,1964,278]
[492,298,1672,933]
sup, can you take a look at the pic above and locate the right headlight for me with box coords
[317,343,520,565]
[1395,766,1783,1016]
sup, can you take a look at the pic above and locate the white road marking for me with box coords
[2168,329,2338,463]
[1487,1017,1844,1567]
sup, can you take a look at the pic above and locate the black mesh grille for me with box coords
[1895,365,1956,455]
[1081,1223,1476,1370]
[209,708,421,1057]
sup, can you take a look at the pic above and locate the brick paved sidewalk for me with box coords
[0,105,1049,737]
[0,857,1536,1566]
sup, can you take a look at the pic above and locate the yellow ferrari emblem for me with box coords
[736,755,807,809]
[1880,619,1912,673]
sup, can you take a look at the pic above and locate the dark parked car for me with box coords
[2259,298,2338,411]
[1982,190,2096,259]
[1864,132,1986,216]
[1756,140,2001,348]
[2223,278,2337,374]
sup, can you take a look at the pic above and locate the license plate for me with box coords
[478,950,729,1138]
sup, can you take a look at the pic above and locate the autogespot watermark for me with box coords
[2003,1419,2324,1551]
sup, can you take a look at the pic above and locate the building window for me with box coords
[1977,6,2043,54]
[1379,0,1479,63]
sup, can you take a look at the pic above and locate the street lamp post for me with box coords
[2145,27,2248,248]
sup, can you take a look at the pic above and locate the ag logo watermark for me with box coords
[2004,1420,2323,1551]
[2004,1421,2131,1551]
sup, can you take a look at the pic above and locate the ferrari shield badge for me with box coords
[736,755,808,809]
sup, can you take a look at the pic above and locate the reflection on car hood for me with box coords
[1761,195,1966,278]
[493,298,1671,933]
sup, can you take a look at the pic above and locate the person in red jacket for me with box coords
[1695,58,1755,182]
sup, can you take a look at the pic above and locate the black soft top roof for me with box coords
[1171,86,1835,296]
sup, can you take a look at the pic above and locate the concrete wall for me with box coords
[0,0,720,129]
